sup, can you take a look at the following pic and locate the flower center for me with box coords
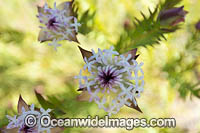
[97,66,121,89]
[19,124,35,133]
[47,17,57,30]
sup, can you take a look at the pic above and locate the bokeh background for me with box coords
[0,0,200,132]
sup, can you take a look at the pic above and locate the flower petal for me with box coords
[57,1,79,43]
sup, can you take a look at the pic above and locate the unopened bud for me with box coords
[158,6,188,26]
[195,21,200,30]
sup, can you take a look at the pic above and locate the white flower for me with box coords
[76,46,144,116]
[6,104,52,133]
[37,1,80,50]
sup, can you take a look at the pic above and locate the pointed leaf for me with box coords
[37,6,44,13]
[125,98,143,113]
[37,5,51,43]
[134,17,140,24]
[34,90,54,109]
[140,11,146,19]
[57,1,75,17]
[148,8,153,15]
[78,10,96,35]
[17,95,29,114]
[78,46,93,61]
[67,31,79,43]
[123,48,139,63]
[34,90,66,116]
[38,29,53,43]
[76,91,90,102]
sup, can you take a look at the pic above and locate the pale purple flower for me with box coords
[37,2,81,50]
[6,104,52,133]
[75,46,144,116]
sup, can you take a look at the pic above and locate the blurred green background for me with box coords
[0,0,200,132]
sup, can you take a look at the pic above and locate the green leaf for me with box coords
[78,10,96,35]
[115,0,184,53]
[35,90,54,109]
[115,7,166,53]
[34,90,65,116]
[160,0,183,10]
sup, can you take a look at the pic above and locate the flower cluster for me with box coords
[6,104,52,133]
[75,46,144,116]
[37,2,81,50]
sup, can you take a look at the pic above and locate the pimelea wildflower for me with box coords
[37,1,81,50]
[75,46,144,116]
[6,104,39,132]
[5,96,53,133]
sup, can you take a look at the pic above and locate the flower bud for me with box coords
[195,21,200,30]
[158,6,188,26]
[124,19,132,30]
